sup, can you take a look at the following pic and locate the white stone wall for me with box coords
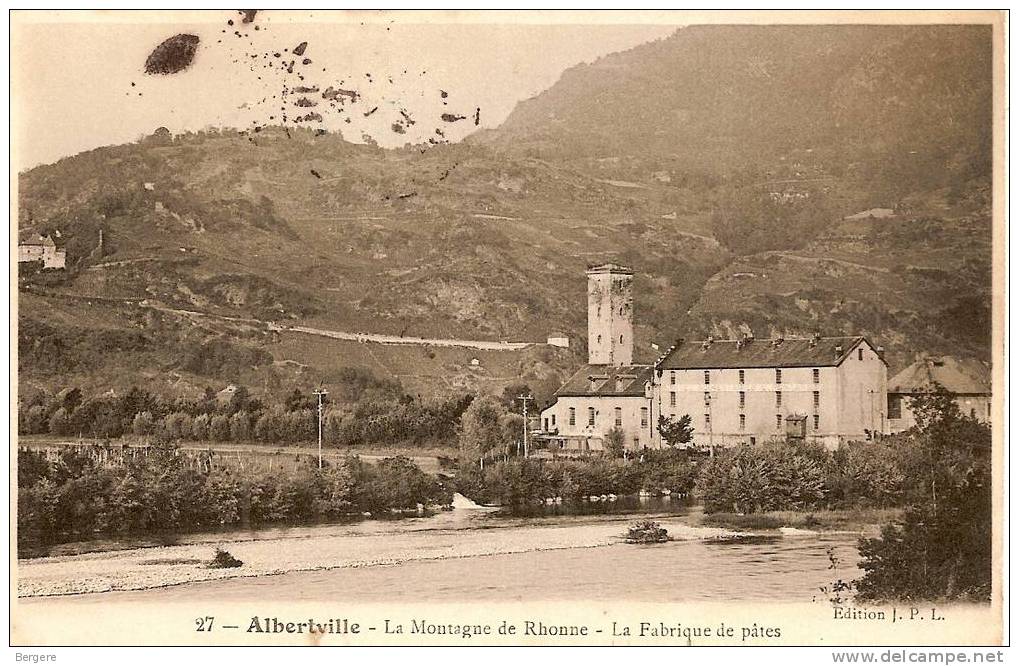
[656,340,886,448]
[540,395,656,451]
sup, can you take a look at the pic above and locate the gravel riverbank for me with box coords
[17,518,731,598]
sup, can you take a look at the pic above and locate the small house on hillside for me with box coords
[886,356,992,432]
[18,231,66,269]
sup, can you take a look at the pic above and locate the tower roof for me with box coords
[586,262,633,275]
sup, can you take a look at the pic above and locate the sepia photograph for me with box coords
[8,8,1007,651]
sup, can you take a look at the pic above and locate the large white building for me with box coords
[656,334,888,448]
[539,264,889,452]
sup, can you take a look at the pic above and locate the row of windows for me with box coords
[699,413,821,431]
[561,406,824,433]
[669,390,820,410]
[595,334,626,345]
[672,368,824,385]
[567,406,650,428]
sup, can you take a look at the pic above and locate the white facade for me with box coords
[657,339,888,449]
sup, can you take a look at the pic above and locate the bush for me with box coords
[626,520,669,544]
[209,547,243,568]
[697,442,827,513]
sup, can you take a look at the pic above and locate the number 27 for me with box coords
[196,616,215,632]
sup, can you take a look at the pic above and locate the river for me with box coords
[18,498,866,603]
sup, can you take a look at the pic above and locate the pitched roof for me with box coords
[554,364,652,398]
[657,336,879,370]
[888,357,991,395]
[18,231,54,247]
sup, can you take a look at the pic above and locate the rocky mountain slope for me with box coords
[17,24,994,401]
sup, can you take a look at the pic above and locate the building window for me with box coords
[587,407,596,427]
[640,407,648,428]
[614,407,623,427]
[704,413,711,428]
[704,391,711,405]
[813,391,820,411]
[669,391,676,407]
[776,414,783,430]
[619,335,624,344]
[775,369,782,384]
[813,414,820,430]
[568,408,576,426]
[887,395,901,420]
[813,368,820,384]
[544,417,548,430]
[670,371,676,385]
[704,370,710,384]
[618,306,624,316]
[739,414,746,431]
[988,403,992,417]
[739,391,746,410]
[551,414,556,427]
[858,348,864,361]
[738,369,745,384]
[970,408,976,419]
[775,391,782,409]
[597,334,602,345]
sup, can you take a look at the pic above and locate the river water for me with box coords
[21,497,866,604]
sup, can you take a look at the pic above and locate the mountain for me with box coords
[16,24,994,403]
[477,24,992,193]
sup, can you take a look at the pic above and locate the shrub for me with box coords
[209,547,243,568]
[626,520,669,544]
[697,442,828,513]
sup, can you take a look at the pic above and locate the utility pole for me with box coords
[706,392,714,458]
[313,388,328,469]
[517,394,533,458]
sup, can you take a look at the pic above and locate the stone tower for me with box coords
[586,263,634,366]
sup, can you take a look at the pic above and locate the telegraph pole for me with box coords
[313,388,329,469]
[517,394,533,458]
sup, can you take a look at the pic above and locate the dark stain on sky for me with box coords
[139,12,480,151]
[144,34,200,75]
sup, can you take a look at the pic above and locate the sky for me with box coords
[12,11,678,170]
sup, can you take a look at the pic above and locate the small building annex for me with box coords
[886,356,992,432]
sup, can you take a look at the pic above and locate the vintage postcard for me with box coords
[9,9,1007,650]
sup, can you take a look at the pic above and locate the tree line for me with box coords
[18,381,475,449]
[18,445,450,554]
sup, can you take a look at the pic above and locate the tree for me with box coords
[19,404,48,435]
[603,427,626,458]
[132,411,155,436]
[855,389,992,602]
[458,395,507,466]
[48,407,73,436]
[229,411,252,441]
[658,414,694,447]
[209,414,230,441]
